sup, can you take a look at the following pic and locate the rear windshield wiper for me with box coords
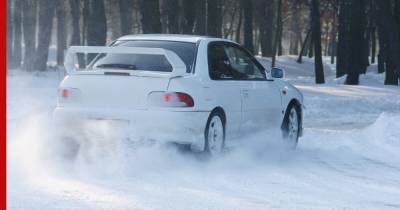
[95,63,137,70]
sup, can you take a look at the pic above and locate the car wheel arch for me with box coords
[282,99,302,130]
[209,106,226,126]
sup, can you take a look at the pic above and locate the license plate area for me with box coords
[83,118,130,139]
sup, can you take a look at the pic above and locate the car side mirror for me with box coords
[271,67,284,79]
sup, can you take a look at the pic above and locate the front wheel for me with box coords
[282,105,300,149]
[204,112,225,156]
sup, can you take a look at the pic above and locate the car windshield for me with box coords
[88,40,197,73]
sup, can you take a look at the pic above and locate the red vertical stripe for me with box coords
[2,0,7,208]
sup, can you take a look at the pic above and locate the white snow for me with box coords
[7,56,400,210]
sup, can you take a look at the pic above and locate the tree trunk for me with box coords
[258,0,274,57]
[242,0,253,53]
[396,1,400,42]
[12,0,23,68]
[330,5,338,65]
[254,28,259,53]
[69,0,85,68]
[369,0,377,64]
[311,0,325,84]
[376,0,400,85]
[271,0,282,68]
[22,0,37,71]
[345,0,366,85]
[182,0,196,34]
[105,0,121,39]
[207,0,222,37]
[35,0,56,71]
[223,0,239,39]
[87,0,107,46]
[235,6,243,43]
[308,32,314,58]
[277,1,283,57]
[289,2,301,55]
[323,22,330,56]
[7,0,13,69]
[56,0,66,66]
[165,0,179,34]
[140,0,162,33]
[377,22,385,74]
[371,28,376,64]
[194,0,206,35]
[82,0,90,45]
[307,17,314,58]
[297,28,311,63]
[69,0,80,46]
[86,0,107,62]
[278,18,283,56]
[255,0,266,54]
[336,0,351,78]
[362,0,373,73]
[119,0,134,35]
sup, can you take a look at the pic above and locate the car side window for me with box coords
[208,43,234,80]
[224,45,266,80]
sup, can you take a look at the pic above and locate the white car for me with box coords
[54,34,303,155]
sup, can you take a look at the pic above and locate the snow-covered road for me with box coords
[7,57,400,209]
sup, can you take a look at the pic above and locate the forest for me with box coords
[6,0,400,85]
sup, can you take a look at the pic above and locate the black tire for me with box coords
[204,111,225,155]
[282,104,300,149]
[57,136,80,159]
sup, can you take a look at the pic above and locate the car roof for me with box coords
[117,34,234,43]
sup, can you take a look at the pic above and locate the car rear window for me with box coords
[88,40,197,73]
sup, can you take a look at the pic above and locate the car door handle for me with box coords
[242,89,249,97]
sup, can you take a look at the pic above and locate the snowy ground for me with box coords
[7,56,400,209]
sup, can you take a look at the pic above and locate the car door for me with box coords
[223,44,283,132]
[206,42,243,139]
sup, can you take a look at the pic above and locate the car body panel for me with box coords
[54,35,304,149]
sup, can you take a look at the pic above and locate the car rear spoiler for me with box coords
[64,46,188,78]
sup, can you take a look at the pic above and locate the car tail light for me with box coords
[58,87,81,99]
[148,91,194,107]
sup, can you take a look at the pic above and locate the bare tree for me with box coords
[119,0,134,35]
[56,0,66,66]
[7,0,13,69]
[139,0,162,33]
[336,0,351,78]
[69,0,81,46]
[329,2,338,65]
[164,0,179,34]
[311,0,325,84]
[271,0,282,67]
[12,0,23,68]
[35,0,57,70]
[370,0,377,64]
[242,0,253,53]
[235,6,243,43]
[207,0,223,37]
[376,0,400,85]
[297,28,311,63]
[194,0,206,35]
[86,0,107,63]
[345,0,366,85]
[182,0,196,34]
[289,1,302,55]
[22,0,37,71]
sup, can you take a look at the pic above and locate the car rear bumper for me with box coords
[53,107,210,150]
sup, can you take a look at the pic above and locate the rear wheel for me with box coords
[204,112,225,155]
[282,105,300,149]
[57,136,80,159]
